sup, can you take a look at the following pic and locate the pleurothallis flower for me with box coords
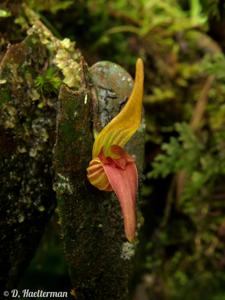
[87,58,144,242]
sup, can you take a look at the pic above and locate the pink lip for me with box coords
[99,146,138,241]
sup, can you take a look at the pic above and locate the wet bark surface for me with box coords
[0,36,57,290]
[0,4,145,299]
[53,60,144,300]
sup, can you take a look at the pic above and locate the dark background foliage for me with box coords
[1,0,225,299]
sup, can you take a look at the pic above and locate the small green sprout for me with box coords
[35,68,61,94]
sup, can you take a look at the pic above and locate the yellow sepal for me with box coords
[92,58,144,158]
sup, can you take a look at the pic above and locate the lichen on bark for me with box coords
[53,59,145,300]
[0,4,145,298]
[0,32,57,290]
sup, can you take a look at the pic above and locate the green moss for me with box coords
[59,122,75,143]
[0,9,11,18]
[0,87,11,107]
[35,67,61,94]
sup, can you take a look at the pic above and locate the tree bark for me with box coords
[0,4,145,298]
[0,29,57,290]
[53,60,145,300]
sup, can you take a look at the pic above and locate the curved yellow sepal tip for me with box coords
[92,58,144,158]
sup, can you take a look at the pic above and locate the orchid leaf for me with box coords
[92,58,144,158]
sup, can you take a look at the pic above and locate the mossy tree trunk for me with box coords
[0,3,145,298]
[53,59,145,300]
[0,24,57,291]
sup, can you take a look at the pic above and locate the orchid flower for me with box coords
[87,58,144,241]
